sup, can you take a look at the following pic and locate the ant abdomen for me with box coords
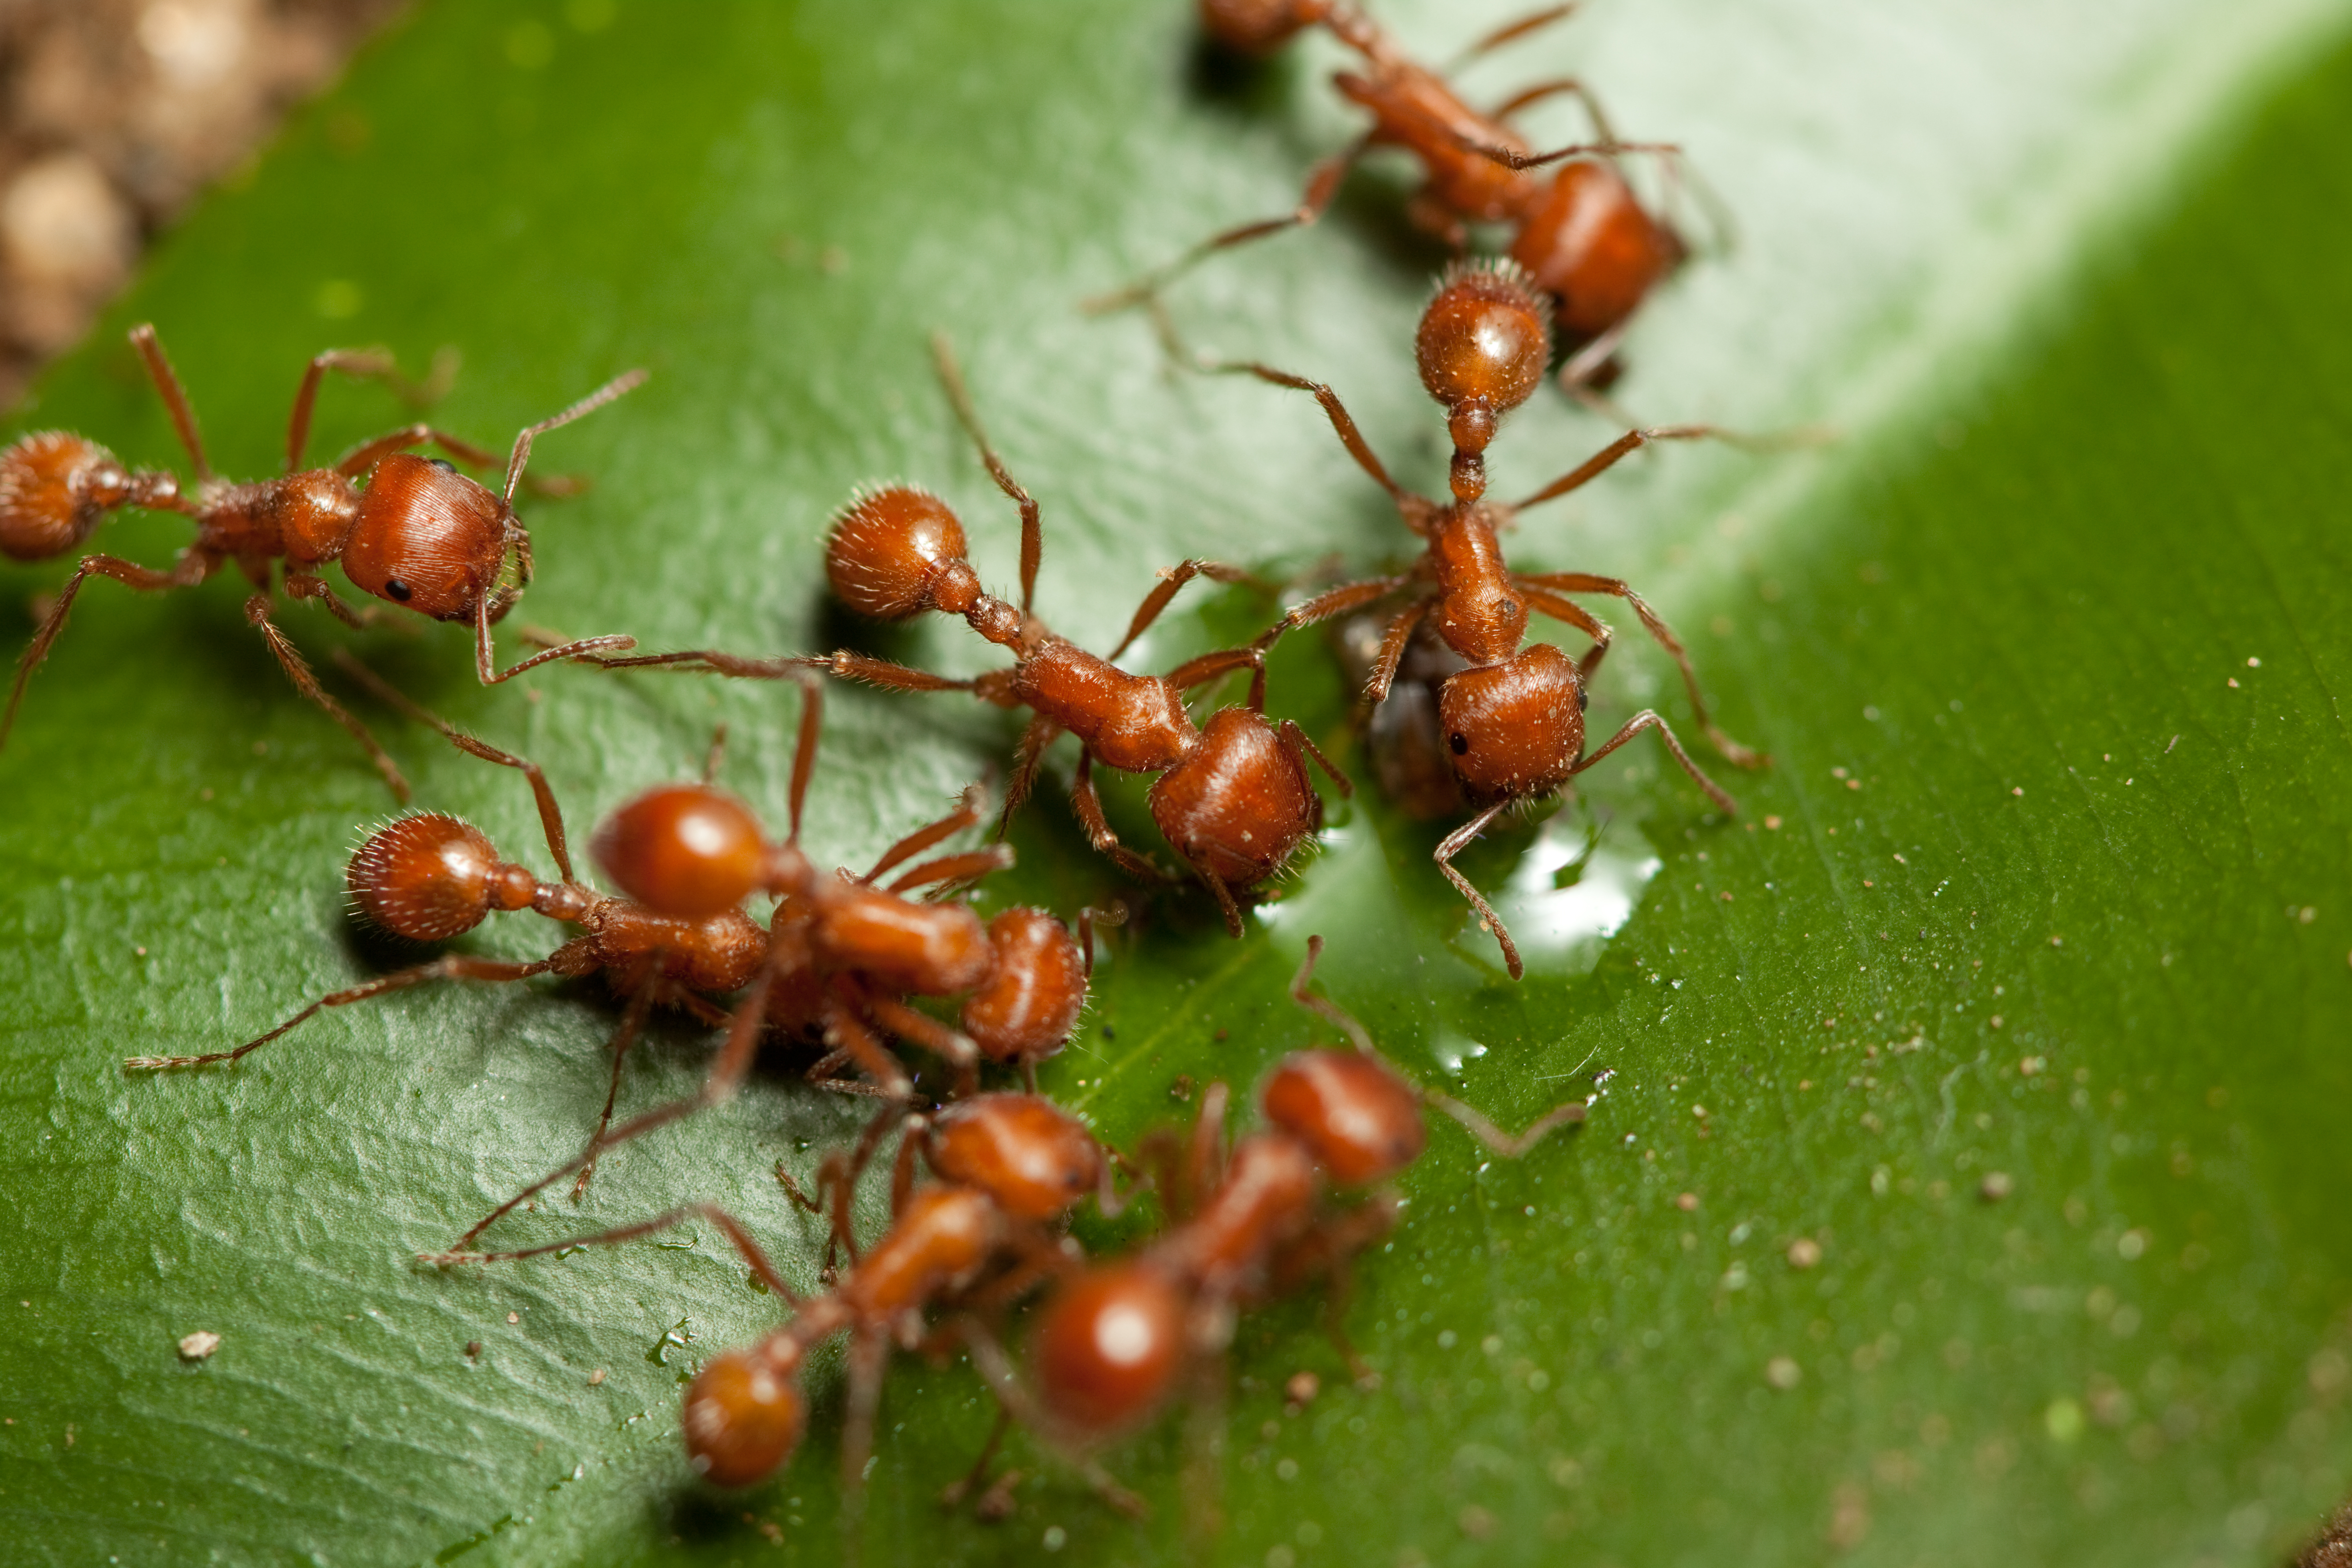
[961,909,1087,1063]
[1033,1263,1189,1436]
[926,1093,1101,1223]
[1199,0,1327,54]
[347,814,532,942]
[683,1348,808,1488]
[1148,708,1318,886]
[827,485,984,620]
[339,453,513,622]
[0,432,169,562]
[1260,1049,1426,1186]
[1416,262,1554,428]
[1509,161,1687,343]
[1436,643,1585,801]
[590,784,768,920]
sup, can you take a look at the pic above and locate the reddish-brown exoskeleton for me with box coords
[1227,261,1765,976]
[963,936,1581,1496]
[0,323,644,797]
[595,339,1352,935]
[438,673,1107,1254]
[1103,1,1701,391]
[426,1092,1135,1518]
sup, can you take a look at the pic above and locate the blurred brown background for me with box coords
[0,0,402,409]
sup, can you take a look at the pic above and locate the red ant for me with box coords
[1103,1,1703,395]
[426,1092,1138,1517]
[959,935,1582,1500]
[1223,259,1765,976]
[434,672,1108,1255]
[0,323,644,798]
[589,338,1351,936]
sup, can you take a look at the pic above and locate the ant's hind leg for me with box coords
[424,1202,798,1300]
[1434,801,1525,980]
[1069,751,1170,884]
[956,1318,1151,1518]
[245,595,412,801]
[125,952,561,1070]
[4,549,214,750]
[572,974,659,1200]
[1109,560,1260,661]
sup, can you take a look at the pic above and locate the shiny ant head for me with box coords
[1198,0,1328,53]
[339,454,517,623]
[591,784,768,919]
[0,432,178,562]
[1148,708,1319,890]
[1509,160,1687,343]
[1260,1050,1427,1187]
[1033,1262,1188,1437]
[926,1093,1102,1223]
[682,1347,807,1488]
[827,485,988,621]
[959,908,1087,1063]
[347,814,538,941]
[1437,642,1587,802]
[1417,262,1552,501]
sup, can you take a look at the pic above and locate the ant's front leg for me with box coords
[1068,750,1171,885]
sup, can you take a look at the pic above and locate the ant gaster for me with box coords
[596,338,1351,934]
[1107,2,1695,390]
[0,324,644,797]
[1228,261,1765,976]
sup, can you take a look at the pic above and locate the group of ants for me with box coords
[0,0,1788,1532]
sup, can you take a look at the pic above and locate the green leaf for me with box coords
[4,1,2351,1564]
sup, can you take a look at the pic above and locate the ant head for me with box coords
[1418,259,1551,431]
[347,814,535,941]
[0,432,174,562]
[682,1348,806,1488]
[960,908,1087,1063]
[1438,643,1586,801]
[1148,708,1318,889]
[827,485,983,620]
[1261,1050,1426,1186]
[1199,0,1327,53]
[927,1093,1102,1223]
[1033,1263,1188,1437]
[1510,160,1686,343]
[591,784,768,919]
[340,453,512,622]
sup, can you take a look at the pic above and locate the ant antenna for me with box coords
[1288,935,1376,1055]
[930,333,1042,618]
[702,723,729,785]
[786,670,822,845]
[501,366,649,505]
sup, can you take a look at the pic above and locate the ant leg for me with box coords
[1164,646,1265,712]
[1365,597,1432,703]
[284,571,400,632]
[1557,318,1635,404]
[783,666,821,843]
[498,367,649,504]
[1108,560,1259,661]
[1084,134,1371,317]
[1069,751,1170,884]
[1286,933,1375,1053]
[819,996,917,1104]
[285,347,398,472]
[796,648,982,696]
[128,325,212,481]
[866,995,982,1099]
[1075,904,1124,980]
[930,335,1045,618]
[1445,2,1579,71]
[862,783,985,884]
[1510,584,1611,681]
[701,722,728,784]
[1000,715,1064,835]
[246,595,412,801]
[939,1407,1016,1513]
[1202,869,1245,938]
[1252,576,1415,654]
[124,951,563,1069]
[1486,76,1619,146]
[471,595,635,686]
[1435,801,1524,979]
[424,1202,799,1301]
[1513,571,1765,767]
[839,1327,891,1520]
[1425,1091,1586,1157]
[1509,424,1720,510]
[573,971,659,1199]
[332,647,580,878]
[1571,707,1739,814]
[1208,361,1419,512]
[1277,719,1352,796]
[886,847,1015,898]
[330,424,493,478]
[3,548,215,749]
[1456,133,1681,174]
[1187,1081,1231,1202]
[955,1317,1151,1518]
[886,1112,927,1220]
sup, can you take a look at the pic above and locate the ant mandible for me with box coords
[427,1092,1138,1517]
[0,323,645,798]
[1225,260,1765,977]
[593,337,1352,935]
[962,935,1582,1493]
[1102,1,1699,393]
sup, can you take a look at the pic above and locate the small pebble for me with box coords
[507,1312,520,1324]
[588,1369,606,1386]
[1787,1237,1823,1270]
[1284,1371,1319,1407]
[177,1330,220,1361]
[1978,1172,2014,1203]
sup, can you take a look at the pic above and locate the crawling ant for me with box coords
[437,673,1109,1254]
[961,935,1581,1496]
[428,1092,1139,1517]
[1102,1,1702,395]
[0,323,644,798]
[1225,260,1764,976]
[592,338,1351,935]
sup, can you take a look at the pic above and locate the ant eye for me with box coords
[383,578,413,602]
[1578,688,1589,712]
[429,458,456,474]
[1449,733,1470,756]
